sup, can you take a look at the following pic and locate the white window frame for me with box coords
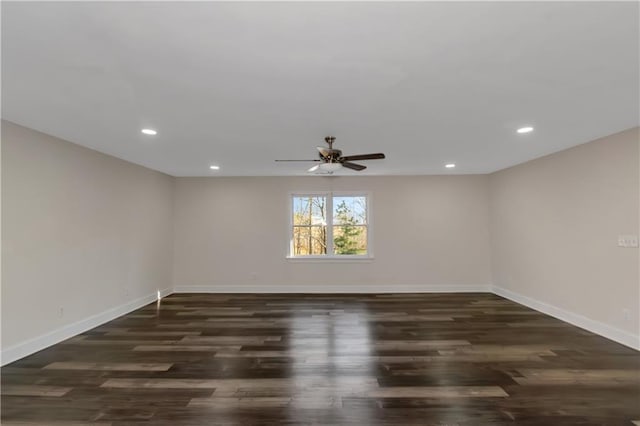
[287,191,373,262]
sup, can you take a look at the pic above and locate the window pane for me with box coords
[333,225,367,255]
[333,196,367,225]
[293,196,327,226]
[293,226,327,255]
[310,226,327,255]
[293,226,309,255]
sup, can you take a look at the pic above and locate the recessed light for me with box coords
[209,165,220,170]
[445,163,456,168]
[517,126,534,134]
[141,128,157,135]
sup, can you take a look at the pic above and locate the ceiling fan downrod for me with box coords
[324,136,336,149]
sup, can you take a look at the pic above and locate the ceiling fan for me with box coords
[275,136,385,173]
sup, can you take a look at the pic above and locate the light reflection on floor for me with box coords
[287,301,375,423]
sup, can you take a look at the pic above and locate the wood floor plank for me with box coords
[101,379,219,389]
[513,368,640,385]
[133,345,242,352]
[43,362,173,371]
[104,331,202,336]
[1,422,112,426]
[179,336,282,344]
[2,385,72,397]
[187,396,293,408]
[367,386,509,398]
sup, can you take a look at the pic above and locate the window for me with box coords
[290,193,370,258]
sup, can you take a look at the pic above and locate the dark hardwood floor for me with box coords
[2,293,639,425]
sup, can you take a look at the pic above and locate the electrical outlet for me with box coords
[58,307,64,318]
[618,235,639,248]
[622,309,631,321]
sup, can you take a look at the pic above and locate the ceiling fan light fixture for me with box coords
[307,165,320,172]
[319,162,343,172]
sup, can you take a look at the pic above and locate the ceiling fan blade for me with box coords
[341,162,367,171]
[307,165,319,172]
[275,159,321,162]
[340,153,385,161]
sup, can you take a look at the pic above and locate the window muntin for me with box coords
[290,193,369,258]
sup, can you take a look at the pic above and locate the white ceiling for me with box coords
[2,2,638,176]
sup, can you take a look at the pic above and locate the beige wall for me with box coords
[3,120,638,357]
[489,127,640,339]
[172,175,492,290]
[1,121,174,350]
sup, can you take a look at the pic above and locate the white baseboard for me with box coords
[492,285,640,351]
[5,284,637,365]
[173,284,492,294]
[1,287,173,366]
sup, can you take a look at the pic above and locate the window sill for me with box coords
[286,256,374,263]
